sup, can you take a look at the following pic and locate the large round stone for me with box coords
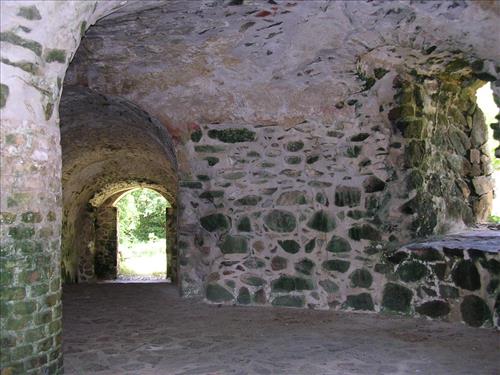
[382,283,413,313]
[344,293,374,311]
[264,210,296,233]
[326,236,351,253]
[206,284,234,303]
[200,213,230,232]
[271,295,305,308]
[349,268,373,288]
[307,210,336,232]
[397,261,427,283]
[219,235,248,254]
[460,295,491,327]
[415,300,450,318]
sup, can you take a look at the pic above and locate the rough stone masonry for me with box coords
[1,0,499,373]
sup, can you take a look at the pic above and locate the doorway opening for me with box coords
[476,82,500,223]
[114,188,171,281]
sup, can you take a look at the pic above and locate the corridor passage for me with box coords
[63,283,499,375]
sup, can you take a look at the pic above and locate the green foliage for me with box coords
[489,215,500,224]
[116,189,169,244]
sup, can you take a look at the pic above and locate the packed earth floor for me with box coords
[63,283,500,375]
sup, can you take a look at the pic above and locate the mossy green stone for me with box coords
[307,210,336,232]
[278,239,300,254]
[452,260,481,291]
[237,287,251,304]
[322,260,350,273]
[286,156,302,164]
[204,156,219,166]
[236,195,262,206]
[207,128,256,143]
[264,210,296,233]
[382,283,413,313]
[9,226,34,240]
[45,49,66,63]
[0,84,9,108]
[348,224,381,241]
[200,213,230,232]
[326,236,351,253]
[199,191,224,200]
[344,293,374,310]
[286,140,304,152]
[271,275,313,292]
[206,284,234,302]
[17,6,41,20]
[397,261,427,282]
[460,295,491,327]
[237,216,251,232]
[219,235,248,254]
[191,129,202,142]
[319,279,339,293]
[415,300,450,318]
[294,258,314,275]
[0,31,42,56]
[272,295,305,308]
[305,238,316,253]
[349,268,373,288]
[180,181,202,189]
[241,274,266,287]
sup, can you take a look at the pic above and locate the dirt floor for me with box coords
[63,283,499,375]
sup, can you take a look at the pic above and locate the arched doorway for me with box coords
[114,188,171,281]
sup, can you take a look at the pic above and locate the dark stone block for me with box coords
[237,287,251,305]
[452,260,481,291]
[207,128,256,143]
[272,295,305,308]
[335,186,361,207]
[363,176,386,193]
[271,275,313,292]
[468,249,486,260]
[326,236,351,253]
[286,140,304,152]
[206,284,234,302]
[307,210,336,232]
[432,263,447,281]
[443,247,464,258]
[416,300,450,318]
[382,283,413,313]
[278,240,300,254]
[387,251,408,264]
[411,248,444,262]
[305,238,316,253]
[200,213,230,232]
[344,293,374,311]
[348,224,381,241]
[460,295,492,327]
[486,279,499,295]
[235,195,262,206]
[253,289,266,304]
[322,260,350,273]
[264,210,296,233]
[349,268,373,288]
[219,235,248,254]
[294,258,315,275]
[397,261,427,282]
[237,217,251,232]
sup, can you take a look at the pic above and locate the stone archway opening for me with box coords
[113,187,172,281]
[476,82,500,223]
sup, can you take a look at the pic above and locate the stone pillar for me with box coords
[94,206,118,280]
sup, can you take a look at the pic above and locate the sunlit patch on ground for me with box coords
[118,240,167,280]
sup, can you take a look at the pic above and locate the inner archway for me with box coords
[114,188,171,281]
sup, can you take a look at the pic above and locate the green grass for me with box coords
[118,240,167,277]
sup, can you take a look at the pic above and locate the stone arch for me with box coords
[59,86,178,284]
